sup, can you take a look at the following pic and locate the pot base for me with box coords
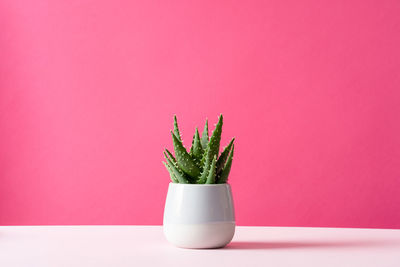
[163,222,235,249]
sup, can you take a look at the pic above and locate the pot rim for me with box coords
[168,182,230,187]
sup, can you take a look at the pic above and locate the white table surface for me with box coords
[0,226,399,267]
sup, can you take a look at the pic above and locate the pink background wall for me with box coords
[1,0,400,228]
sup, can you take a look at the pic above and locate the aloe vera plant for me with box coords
[162,115,235,184]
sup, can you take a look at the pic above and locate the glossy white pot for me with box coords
[163,183,235,249]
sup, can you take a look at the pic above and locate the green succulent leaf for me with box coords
[205,156,217,184]
[199,144,209,170]
[164,114,234,184]
[173,115,182,142]
[165,154,189,184]
[205,114,223,160]
[189,132,195,155]
[191,128,204,164]
[197,147,211,184]
[200,119,209,149]
[216,137,235,175]
[162,161,178,183]
[217,144,234,184]
[165,148,176,163]
[171,131,201,179]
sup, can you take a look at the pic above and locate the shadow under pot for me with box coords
[163,183,235,249]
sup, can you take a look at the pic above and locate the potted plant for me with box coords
[162,114,235,249]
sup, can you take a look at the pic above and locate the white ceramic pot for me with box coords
[163,183,235,249]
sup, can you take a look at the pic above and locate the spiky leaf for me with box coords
[165,155,189,184]
[197,147,211,184]
[162,161,178,183]
[191,128,204,163]
[205,114,223,160]
[216,138,235,175]
[165,148,176,163]
[189,132,195,155]
[171,131,201,178]
[199,144,209,170]
[173,115,182,142]
[205,156,217,184]
[217,144,234,184]
[200,119,209,149]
